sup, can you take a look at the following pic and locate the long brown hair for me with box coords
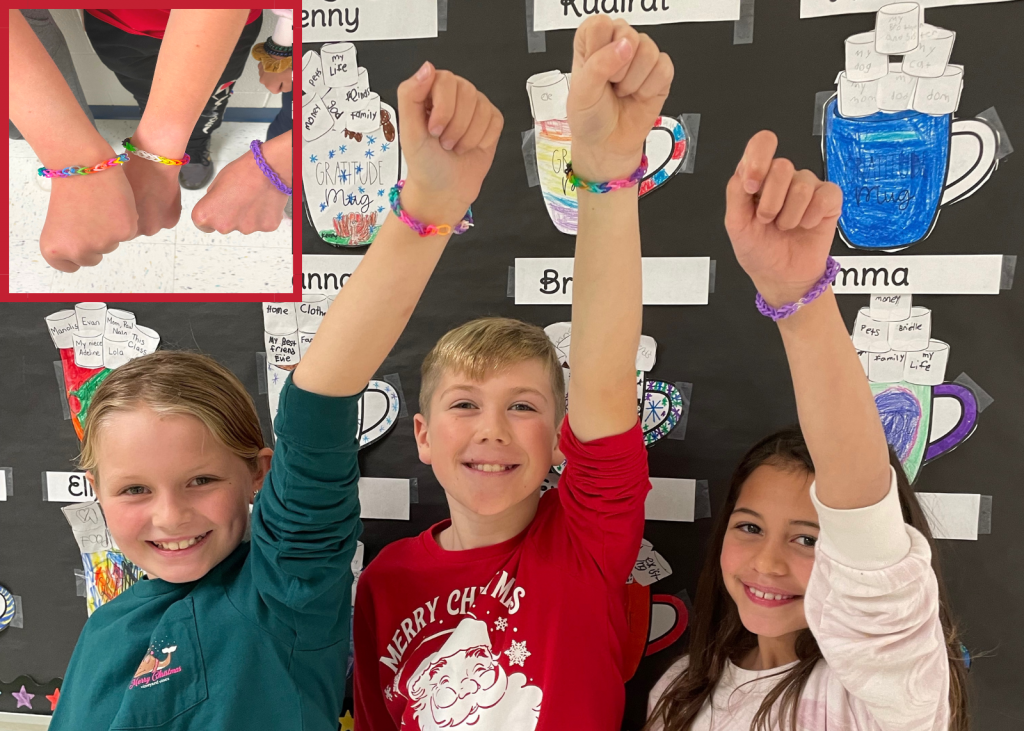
[645,426,969,731]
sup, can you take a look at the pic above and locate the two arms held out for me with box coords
[725,131,892,510]
[10,9,286,270]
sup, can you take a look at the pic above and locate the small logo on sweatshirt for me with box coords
[128,644,182,690]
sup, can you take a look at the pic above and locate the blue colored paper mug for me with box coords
[822,97,999,251]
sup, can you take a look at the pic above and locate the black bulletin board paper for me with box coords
[3,2,1023,728]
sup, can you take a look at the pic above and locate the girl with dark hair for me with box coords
[645,132,968,731]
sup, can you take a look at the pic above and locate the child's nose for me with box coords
[752,539,789,576]
[150,490,193,531]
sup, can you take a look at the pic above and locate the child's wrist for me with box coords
[398,180,472,228]
[260,134,292,188]
[132,123,189,162]
[39,137,117,174]
[569,147,644,185]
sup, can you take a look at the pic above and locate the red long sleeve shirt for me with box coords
[354,415,651,730]
[85,9,263,39]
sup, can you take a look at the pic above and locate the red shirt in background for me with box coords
[85,9,263,39]
[354,415,652,731]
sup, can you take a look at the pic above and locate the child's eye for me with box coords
[510,402,536,412]
[121,485,147,496]
[451,401,477,410]
[191,476,217,487]
[735,522,762,535]
[795,535,817,548]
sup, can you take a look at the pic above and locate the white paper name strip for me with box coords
[0,469,7,501]
[302,0,438,43]
[646,478,697,522]
[534,0,741,31]
[45,472,95,502]
[302,254,364,294]
[917,492,986,540]
[359,477,411,520]
[831,255,1004,294]
[802,0,1016,18]
[515,257,710,305]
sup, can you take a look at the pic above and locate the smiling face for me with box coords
[89,406,272,584]
[413,359,563,519]
[720,462,819,639]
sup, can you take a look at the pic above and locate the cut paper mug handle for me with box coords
[924,383,979,462]
[940,117,999,206]
[639,116,687,197]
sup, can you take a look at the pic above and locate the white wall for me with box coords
[48,9,283,110]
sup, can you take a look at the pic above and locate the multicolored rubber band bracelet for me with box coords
[565,154,649,193]
[250,139,292,196]
[122,138,190,166]
[37,152,129,178]
[389,180,473,237]
[755,256,842,322]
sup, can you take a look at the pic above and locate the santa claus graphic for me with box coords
[399,618,541,730]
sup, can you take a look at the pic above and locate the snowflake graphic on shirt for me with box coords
[505,640,531,667]
[495,617,509,631]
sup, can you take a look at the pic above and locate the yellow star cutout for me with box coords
[338,711,354,731]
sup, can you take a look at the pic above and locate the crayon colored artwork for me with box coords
[822,3,1004,251]
[527,70,691,235]
[852,294,981,482]
[302,44,401,248]
[82,551,145,616]
[44,304,160,439]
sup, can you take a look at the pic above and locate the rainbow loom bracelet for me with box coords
[755,256,842,321]
[37,153,129,178]
[251,140,292,196]
[122,138,190,166]
[565,154,649,193]
[389,180,474,237]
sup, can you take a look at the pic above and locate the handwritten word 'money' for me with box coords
[539,268,573,295]
[302,7,360,33]
[834,266,910,288]
[561,0,672,17]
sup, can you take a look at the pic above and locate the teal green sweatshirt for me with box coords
[49,376,362,731]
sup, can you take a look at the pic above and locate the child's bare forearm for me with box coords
[293,184,453,397]
[569,186,643,441]
[261,130,292,187]
[9,10,114,169]
[132,9,249,157]
[779,290,892,509]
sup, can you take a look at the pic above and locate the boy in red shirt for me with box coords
[353,17,674,730]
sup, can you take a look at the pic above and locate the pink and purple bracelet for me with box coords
[251,139,292,196]
[389,180,473,237]
[38,152,129,178]
[755,256,841,321]
[565,155,649,193]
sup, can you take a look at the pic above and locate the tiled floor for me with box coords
[8,120,293,294]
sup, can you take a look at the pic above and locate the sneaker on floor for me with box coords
[178,145,214,190]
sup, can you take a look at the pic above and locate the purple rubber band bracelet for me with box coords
[250,139,291,196]
[755,256,841,321]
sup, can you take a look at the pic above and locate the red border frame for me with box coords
[2,4,302,301]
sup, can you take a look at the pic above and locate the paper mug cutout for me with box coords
[45,305,160,439]
[302,46,400,248]
[824,98,999,250]
[642,380,684,447]
[872,381,978,483]
[0,584,14,632]
[527,70,688,235]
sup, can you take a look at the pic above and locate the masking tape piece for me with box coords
[521,129,540,187]
[255,352,268,395]
[812,91,834,136]
[54,360,70,421]
[978,496,992,535]
[694,479,711,519]
[679,114,700,174]
[525,0,546,53]
[666,382,693,441]
[437,0,449,31]
[1000,255,1016,290]
[975,107,1013,160]
[953,372,994,413]
[733,0,755,44]
[507,266,516,298]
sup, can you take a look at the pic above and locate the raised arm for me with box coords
[293,62,503,397]
[725,131,891,509]
[565,17,673,442]
[124,9,250,237]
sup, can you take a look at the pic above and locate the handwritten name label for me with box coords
[831,255,1005,294]
[533,0,740,30]
[302,0,438,43]
[515,257,711,305]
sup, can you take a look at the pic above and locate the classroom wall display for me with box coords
[527,70,691,234]
[303,44,402,248]
[44,304,160,440]
[0,676,63,715]
[821,3,1007,251]
[851,293,982,482]
[802,0,1018,19]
